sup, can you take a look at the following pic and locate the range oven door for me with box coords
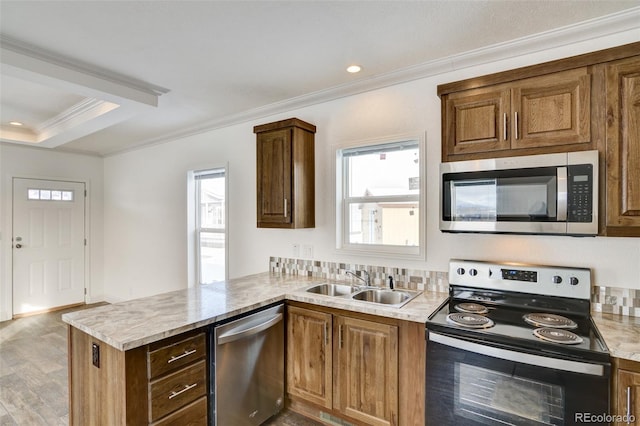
[426,331,610,426]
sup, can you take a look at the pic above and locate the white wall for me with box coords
[0,143,104,320]
[102,30,640,301]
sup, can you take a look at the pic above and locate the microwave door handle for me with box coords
[557,167,568,221]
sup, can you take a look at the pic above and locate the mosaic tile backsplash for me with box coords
[269,256,449,293]
[270,256,640,317]
[592,286,640,317]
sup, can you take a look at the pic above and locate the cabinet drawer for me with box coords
[149,360,207,421]
[150,396,207,426]
[148,333,205,379]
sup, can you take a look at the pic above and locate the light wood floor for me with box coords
[0,304,322,425]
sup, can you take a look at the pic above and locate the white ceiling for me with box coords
[1,1,639,156]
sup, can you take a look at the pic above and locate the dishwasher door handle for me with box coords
[217,313,283,345]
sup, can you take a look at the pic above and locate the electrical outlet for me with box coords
[292,244,300,257]
[92,343,100,368]
[302,244,313,259]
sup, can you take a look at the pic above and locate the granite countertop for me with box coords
[62,271,640,363]
[592,312,640,363]
[62,272,448,351]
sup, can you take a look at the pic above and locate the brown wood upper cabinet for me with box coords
[442,68,591,161]
[604,56,640,237]
[254,118,316,228]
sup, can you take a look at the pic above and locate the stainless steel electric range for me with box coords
[425,259,611,426]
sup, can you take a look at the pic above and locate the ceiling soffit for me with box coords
[0,35,169,149]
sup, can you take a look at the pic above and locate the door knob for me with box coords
[15,244,22,249]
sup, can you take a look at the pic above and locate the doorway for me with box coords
[12,178,86,316]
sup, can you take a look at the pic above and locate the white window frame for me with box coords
[335,134,425,259]
[191,167,228,285]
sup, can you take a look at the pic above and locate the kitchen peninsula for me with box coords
[63,269,640,426]
[62,272,448,425]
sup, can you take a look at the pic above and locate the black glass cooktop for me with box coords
[426,287,610,363]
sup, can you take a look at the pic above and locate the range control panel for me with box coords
[449,259,592,300]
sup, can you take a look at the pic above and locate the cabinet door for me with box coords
[616,369,640,425]
[605,57,640,235]
[257,129,292,226]
[286,306,332,408]
[443,87,511,157]
[335,316,398,426]
[511,68,591,150]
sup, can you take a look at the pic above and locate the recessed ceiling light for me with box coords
[9,121,24,126]
[346,65,362,73]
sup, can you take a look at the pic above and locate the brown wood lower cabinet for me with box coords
[335,315,398,426]
[68,326,208,425]
[286,302,425,426]
[613,358,640,426]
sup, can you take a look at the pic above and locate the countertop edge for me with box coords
[61,274,640,363]
[592,311,640,363]
[62,274,448,352]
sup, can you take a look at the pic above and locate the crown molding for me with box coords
[106,6,640,157]
[0,97,121,147]
[0,34,170,98]
[35,98,120,141]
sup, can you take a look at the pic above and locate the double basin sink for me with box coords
[304,283,422,308]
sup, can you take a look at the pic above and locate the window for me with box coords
[337,138,423,257]
[28,188,74,201]
[195,168,226,284]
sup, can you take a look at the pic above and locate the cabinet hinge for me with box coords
[84,189,87,197]
[84,238,87,246]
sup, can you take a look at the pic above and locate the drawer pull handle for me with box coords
[167,348,197,364]
[168,383,197,400]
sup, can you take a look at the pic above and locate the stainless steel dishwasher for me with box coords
[212,303,284,425]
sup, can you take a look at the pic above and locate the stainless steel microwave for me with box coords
[440,150,598,236]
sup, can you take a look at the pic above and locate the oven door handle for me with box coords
[429,331,605,376]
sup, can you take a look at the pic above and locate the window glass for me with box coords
[196,169,226,284]
[27,188,74,201]
[199,176,225,229]
[346,145,419,198]
[338,139,422,256]
[28,189,40,200]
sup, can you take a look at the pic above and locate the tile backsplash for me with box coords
[270,256,640,317]
[269,256,449,293]
[592,285,640,317]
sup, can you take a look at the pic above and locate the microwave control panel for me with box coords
[567,164,593,223]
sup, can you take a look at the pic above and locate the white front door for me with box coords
[12,178,86,316]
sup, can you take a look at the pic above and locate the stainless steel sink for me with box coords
[305,283,357,297]
[350,288,422,308]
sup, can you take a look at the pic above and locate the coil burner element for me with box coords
[523,313,578,329]
[446,313,494,329]
[533,327,583,345]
